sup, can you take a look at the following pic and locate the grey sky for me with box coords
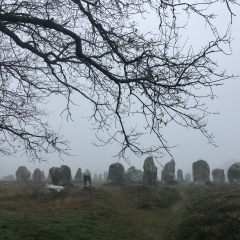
[1,2,240,180]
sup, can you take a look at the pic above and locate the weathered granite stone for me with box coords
[161,159,175,183]
[3,175,14,181]
[49,167,60,185]
[41,171,45,179]
[125,166,143,183]
[39,183,65,194]
[32,168,42,182]
[83,174,91,189]
[177,169,184,182]
[98,174,103,181]
[85,169,91,177]
[107,163,125,184]
[143,156,158,184]
[104,171,108,180]
[228,162,240,185]
[192,159,210,185]
[185,173,191,182]
[93,173,98,181]
[212,168,225,184]
[74,168,82,182]
[16,166,31,182]
[59,165,71,185]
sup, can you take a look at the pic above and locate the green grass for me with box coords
[0,181,182,240]
[176,184,240,240]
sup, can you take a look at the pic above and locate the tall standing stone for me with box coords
[104,171,108,181]
[83,174,91,189]
[49,167,60,185]
[16,166,31,182]
[85,169,91,177]
[212,168,225,184]
[59,165,71,185]
[192,159,210,185]
[177,169,184,182]
[93,173,98,181]
[107,163,125,184]
[185,173,191,182]
[74,168,82,182]
[161,159,175,183]
[32,168,42,182]
[98,174,103,181]
[41,171,45,179]
[228,162,240,185]
[143,156,158,184]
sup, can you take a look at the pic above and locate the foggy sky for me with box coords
[1,2,240,180]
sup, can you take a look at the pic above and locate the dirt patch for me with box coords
[172,190,188,213]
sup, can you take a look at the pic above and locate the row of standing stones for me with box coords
[5,158,240,187]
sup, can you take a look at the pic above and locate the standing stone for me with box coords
[228,162,240,185]
[3,175,14,181]
[16,166,31,182]
[161,159,175,183]
[192,159,210,185]
[185,173,191,182]
[85,169,91,177]
[74,168,82,183]
[107,163,125,184]
[49,167,60,185]
[125,166,143,183]
[41,171,45,180]
[143,156,158,184]
[98,174,103,181]
[212,168,225,184]
[93,173,98,181]
[177,169,184,182]
[59,165,71,185]
[83,174,91,189]
[32,168,42,182]
[104,171,108,181]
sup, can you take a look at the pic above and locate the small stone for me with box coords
[125,166,143,183]
[39,183,65,194]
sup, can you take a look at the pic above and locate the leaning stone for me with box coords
[228,162,240,185]
[212,168,225,184]
[74,168,82,183]
[32,168,42,182]
[39,183,65,194]
[177,169,184,182]
[185,173,191,182]
[192,159,210,185]
[161,159,175,183]
[16,166,31,182]
[143,156,158,184]
[107,163,125,184]
[125,166,143,183]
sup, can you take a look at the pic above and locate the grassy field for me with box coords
[0,181,239,240]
